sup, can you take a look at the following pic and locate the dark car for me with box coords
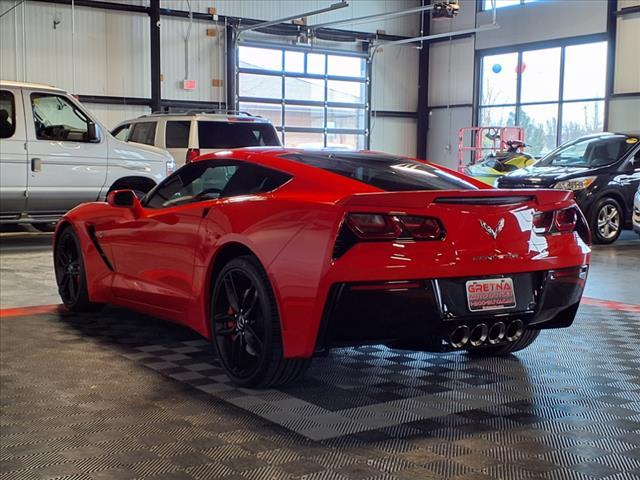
[497,133,640,244]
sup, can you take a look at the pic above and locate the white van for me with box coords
[0,81,175,229]
[112,111,281,167]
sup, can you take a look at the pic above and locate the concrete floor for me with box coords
[1,230,638,310]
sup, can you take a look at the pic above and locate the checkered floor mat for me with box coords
[2,304,640,480]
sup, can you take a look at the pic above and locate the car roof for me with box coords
[577,131,640,139]
[0,79,65,93]
[127,111,272,123]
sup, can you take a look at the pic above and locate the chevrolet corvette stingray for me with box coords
[54,149,591,387]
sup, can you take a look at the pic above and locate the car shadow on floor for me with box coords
[50,306,545,442]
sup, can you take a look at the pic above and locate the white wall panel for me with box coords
[84,103,151,130]
[428,36,474,107]
[426,106,472,169]
[161,0,421,37]
[608,97,640,131]
[614,13,640,94]
[0,1,149,97]
[476,0,608,50]
[371,46,418,112]
[160,17,224,102]
[370,116,417,157]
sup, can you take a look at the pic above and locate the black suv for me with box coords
[497,132,640,244]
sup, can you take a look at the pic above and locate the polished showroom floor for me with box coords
[1,230,639,480]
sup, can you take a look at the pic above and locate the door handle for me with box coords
[31,158,42,172]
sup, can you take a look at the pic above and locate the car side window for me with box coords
[31,93,93,142]
[129,122,156,146]
[165,120,191,148]
[144,160,292,209]
[112,124,130,141]
[0,90,16,139]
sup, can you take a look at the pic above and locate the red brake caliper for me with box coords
[227,306,236,330]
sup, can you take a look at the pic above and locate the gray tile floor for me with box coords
[1,228,639,480]
[2,303,640,479]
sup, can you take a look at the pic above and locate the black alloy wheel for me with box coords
[54,227,100,311]
[211,256,311,388]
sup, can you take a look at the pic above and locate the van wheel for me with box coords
[211,255,311,388]
[590,197,622,244]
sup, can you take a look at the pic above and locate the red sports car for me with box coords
[54,149,591,387]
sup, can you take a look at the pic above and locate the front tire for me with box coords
[590,197,622,244]
[211,256,311,388]
[466,329,540,357]
[54,227,101,312]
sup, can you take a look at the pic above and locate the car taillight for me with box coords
[533,206,591,245]
[554,207,577,233]
[345,213,445,241]
[346,213,402,240]
[399,215,444,240]
[532,210,554,233]
[186,148,200,163]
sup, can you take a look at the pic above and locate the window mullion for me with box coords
[557,46,566,146]
[515,51,522,126]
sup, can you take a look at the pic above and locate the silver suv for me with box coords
[112,111,281,166]
[0,81,174,229]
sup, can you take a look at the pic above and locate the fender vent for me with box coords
[86,225,114,271]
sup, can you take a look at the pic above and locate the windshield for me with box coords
[282,152,478,191]
[197,121,280,149]
[538,134,636,168]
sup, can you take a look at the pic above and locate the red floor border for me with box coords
[0,297,638,319]
[0,304,65,319]
[580,297,640,314]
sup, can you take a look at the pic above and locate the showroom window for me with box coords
[237,44,369,150]
[478,40,607,156]
[482,0,540,9]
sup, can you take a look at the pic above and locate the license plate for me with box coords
[466,277,516,312]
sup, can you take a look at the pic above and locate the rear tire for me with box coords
[590,197,622,245]
[466,329,540,357]
[54,227,102,312]
[211,255,311,388]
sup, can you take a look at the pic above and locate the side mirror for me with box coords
[107,189,140,209]
[87,121,99,142]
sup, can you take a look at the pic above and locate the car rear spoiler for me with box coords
[338,189,574,210]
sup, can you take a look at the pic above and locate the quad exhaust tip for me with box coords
[505,319,524,342]
[449,325,470,348]
[469,323,488,347]
[449,320,523,348]
[487,322,506,345]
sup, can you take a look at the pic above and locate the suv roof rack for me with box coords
[141,109,259,118]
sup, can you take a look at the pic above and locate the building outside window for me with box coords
[478,40,607,156]
[482,0,541,10]
[237,44,368,150]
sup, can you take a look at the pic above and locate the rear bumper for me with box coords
[315,265,588,353]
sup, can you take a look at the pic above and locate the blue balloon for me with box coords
[492,64,502,74]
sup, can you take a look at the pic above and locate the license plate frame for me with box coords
[465,277,517,312]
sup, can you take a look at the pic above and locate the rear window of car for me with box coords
[282,152,478,191]
[129,122,156,145]
[197,121,280,149]
[165,120,191,148]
